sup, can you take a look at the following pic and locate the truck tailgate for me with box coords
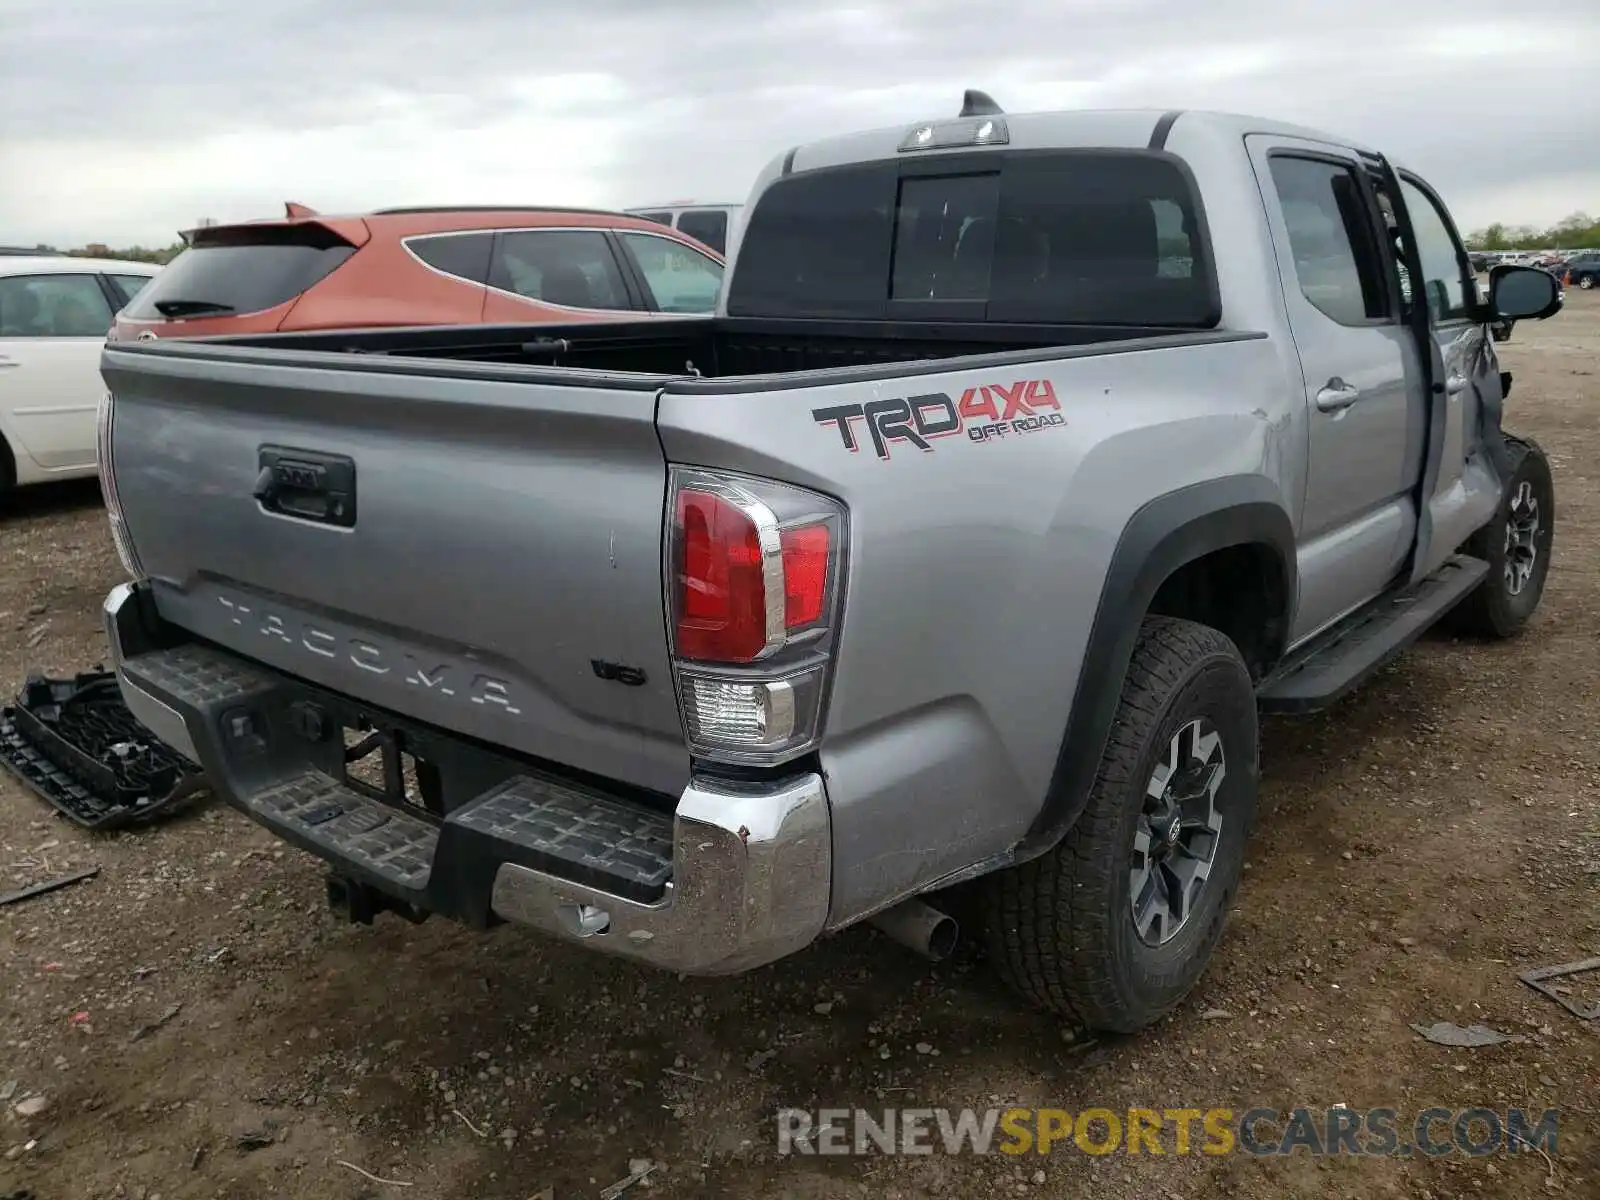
[100,343,689,796]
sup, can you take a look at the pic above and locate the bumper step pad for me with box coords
[0,671,208,829]
[117,644,676,915]
[252,769,440,891]
[451,776,674,903]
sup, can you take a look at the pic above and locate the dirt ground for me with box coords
[2,298,1597,1200]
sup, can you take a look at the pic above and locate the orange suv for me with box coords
[111,204,727,341]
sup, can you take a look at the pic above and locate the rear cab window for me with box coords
[121,225,358,320]
[727,151,1218,327]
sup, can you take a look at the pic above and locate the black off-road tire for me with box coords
[1447,435,1554,640]
[982,616,1258,1034]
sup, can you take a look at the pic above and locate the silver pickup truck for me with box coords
[97,94,1563,1035]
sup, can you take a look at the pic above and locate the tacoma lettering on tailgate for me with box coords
[812,378,1064,459]
[215,594,522,714]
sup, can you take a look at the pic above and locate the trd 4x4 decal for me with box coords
[812,378,1064,459]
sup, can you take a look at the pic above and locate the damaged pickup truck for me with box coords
[97,94,1563,1034]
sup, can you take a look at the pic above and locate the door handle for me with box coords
[1445,374,1468,395]
[0,356,18,369]
[1314,379,1361,412]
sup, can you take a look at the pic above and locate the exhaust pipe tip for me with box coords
[868,898,959,962]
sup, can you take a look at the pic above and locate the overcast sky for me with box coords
[2,0,1596,248]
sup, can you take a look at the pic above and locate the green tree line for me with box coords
[1465,211,1599,252]
[15,241,187,263]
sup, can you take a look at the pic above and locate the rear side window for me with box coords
[728,151,1217,326]
[675,209,729,254]
[407,232,494,284]
[490,230,631,310]
[122,226,356,320]
[0,273,115,336]
[109,273,156,305]
[1267,156,1390,326]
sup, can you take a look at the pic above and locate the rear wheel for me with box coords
[1448,436,1554,639]
[0,434,15,496]
[982,616,1258,1034]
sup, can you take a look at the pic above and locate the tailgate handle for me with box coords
[255,446,357,529]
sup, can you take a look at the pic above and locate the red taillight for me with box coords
[780,524,830,629]
[666,467,846,766]
[674,488,772,662]
[669,471,844,664]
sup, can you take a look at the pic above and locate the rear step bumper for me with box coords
[102,582,831,975]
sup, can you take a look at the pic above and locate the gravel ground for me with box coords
[1,297,1597,1200]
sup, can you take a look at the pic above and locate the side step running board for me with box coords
[1258,554,1489,715]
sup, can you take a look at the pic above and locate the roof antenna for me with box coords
[959,89,1004,117]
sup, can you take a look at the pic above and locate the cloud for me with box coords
[1,0,1595,246]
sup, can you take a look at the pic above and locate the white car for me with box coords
[623,201,743,256]
[0,254,160,491]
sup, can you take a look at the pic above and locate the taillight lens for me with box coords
[781,525,831,628]
[666,468,847,766]
[674,487,776,663]
[97,391,145,580]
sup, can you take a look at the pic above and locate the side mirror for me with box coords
[1488,264,1562,321]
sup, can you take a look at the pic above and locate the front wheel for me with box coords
[982,617,1258,1034]
[1448,436,1554,639]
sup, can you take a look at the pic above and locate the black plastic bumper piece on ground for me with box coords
[0,671,208,829]
[115,642,676,926]
[1258,554,1490,714]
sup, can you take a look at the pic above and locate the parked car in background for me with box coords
[1564,250,1600,290]
[110,205,726,342]
[0,254,159,492]
[624,201,743,255]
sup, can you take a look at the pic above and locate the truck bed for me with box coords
[188,316,1242,386]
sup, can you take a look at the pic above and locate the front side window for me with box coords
[0,273,115,336]
[1267,155,1390,326]
[1398,177,1472,322]
[490,230,631,310]
[620,233,724,313]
